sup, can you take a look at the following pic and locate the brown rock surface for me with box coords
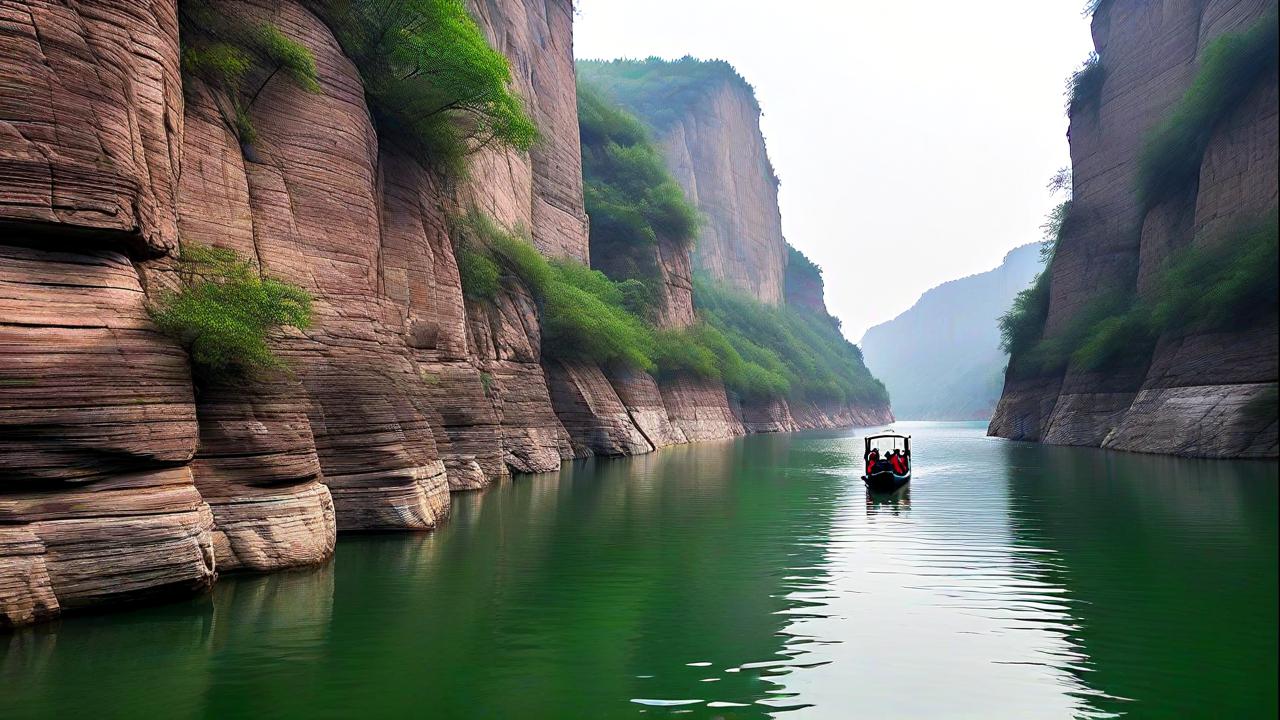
[658,374,747,442]
[191,376,336,572]
[658,80,787,305]
[0,0,182,254]
[466,0,589,262]
[0,245,214,625]
[990,0,1278,457]
[547,361,654,457]
[607,368,688,448]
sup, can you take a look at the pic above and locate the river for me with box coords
[1,422,1275,719]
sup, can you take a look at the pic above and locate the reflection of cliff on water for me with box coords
[0,431,851,719]
[322,432,848,718]
[0,562,334,718]
[1002,442,1279,718]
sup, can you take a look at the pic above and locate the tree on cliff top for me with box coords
[576,56,760,130]
[318,0,537,174]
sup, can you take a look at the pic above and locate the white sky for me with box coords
[573,1,1095,341]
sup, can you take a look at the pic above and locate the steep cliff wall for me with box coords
[659,80,787,306]
[1,1,888,628]
[990,0,1278,457]
[0,0,581,626]
[577,60,788,305]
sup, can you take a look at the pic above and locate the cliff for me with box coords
[989,0,1278,457]
[863,243,1042,420]
[577,59,789,305]
[0,1,887,628]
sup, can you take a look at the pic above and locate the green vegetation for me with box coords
[784,245,823,291]
[577,56,758,130]
[541,261,656,369]
[999,272,1053,361]
[1007,212,1278,376]
[1136,10,1279,209]
[319,0,536,174]
[1146,212,1279,333]
[179,0,321,153]
[577,81,699,310]
[689,278,888,404]
[453,209,552,300]
[1000,171,1075,360]
[452,209,883,405]
[149,244,312,377]
[1067,52,1105,116]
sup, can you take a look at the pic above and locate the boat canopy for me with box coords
[864,433,911,457]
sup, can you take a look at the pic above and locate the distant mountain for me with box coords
[860,244,1043,420]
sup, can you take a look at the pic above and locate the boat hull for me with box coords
[862,470,910,493]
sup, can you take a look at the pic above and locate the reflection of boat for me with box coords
[860,433,911,492]
[866,486,910,515]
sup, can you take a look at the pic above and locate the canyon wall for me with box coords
[657,79,788,306]
[989,0,1278,457]
[0,1,887,627]
[577,61,790,305]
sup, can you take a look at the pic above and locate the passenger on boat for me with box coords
[866,448,880,475]
[889,450,907,475]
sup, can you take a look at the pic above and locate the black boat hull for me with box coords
[862,470,910,492]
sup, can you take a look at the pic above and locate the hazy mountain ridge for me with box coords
[861,243,1042,420]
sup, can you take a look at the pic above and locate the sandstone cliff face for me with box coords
[1,0,889,627]
[658,80,788,306]
[990,0,1278,458]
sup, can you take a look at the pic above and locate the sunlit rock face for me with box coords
[991,0,1278,458]
[0,1,210,628]
[0,0,891,627]
[580,62,789,306]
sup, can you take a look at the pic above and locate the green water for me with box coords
[2,422,1276,719]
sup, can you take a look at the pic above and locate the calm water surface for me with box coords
[2,422,1276,719]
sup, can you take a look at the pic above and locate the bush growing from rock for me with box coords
[150,245,312,378]
[320,0,537,174]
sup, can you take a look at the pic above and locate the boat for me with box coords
[861,432,911,492]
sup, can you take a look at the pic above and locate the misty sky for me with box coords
[573,1,1095,341]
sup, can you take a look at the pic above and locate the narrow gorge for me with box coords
[0,0,889,627]
[991,0,1278,458]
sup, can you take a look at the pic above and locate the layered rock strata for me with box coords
[0,0,890,627]
[990,0,1278,457]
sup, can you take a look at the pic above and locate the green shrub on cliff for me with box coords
[150,245,312,377]
[456,241,501,300]
[1136,10,1279,209]
[578,81,699,311]
[179,1,321,153]
[692,278,887,404]
[1147,211,1279,332]
[999,273,1052,361]
[454,209,552,300]
[319,0,537,174]
[577,57,759,130]
[1000,172,1074,367]
[1008,211,1278,376]
[541,261,656,370]
[1066,53,1105,116]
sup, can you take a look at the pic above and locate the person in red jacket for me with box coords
[890,450,907,475]
[866,448,880,475]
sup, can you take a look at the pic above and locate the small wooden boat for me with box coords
[861,432,911,492]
